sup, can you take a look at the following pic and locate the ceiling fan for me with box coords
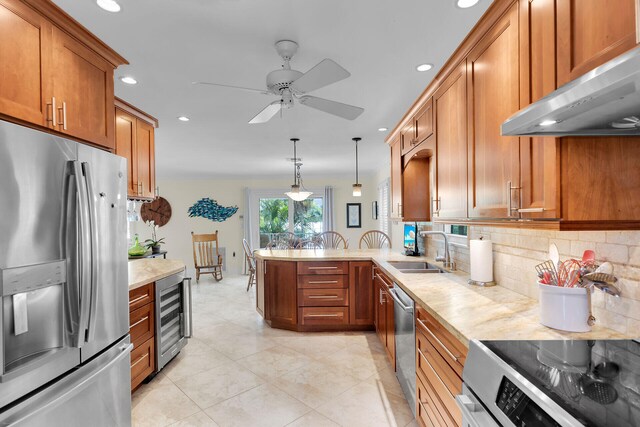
[194,40,364,124]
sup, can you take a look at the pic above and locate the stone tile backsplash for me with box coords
[425,226,640,336]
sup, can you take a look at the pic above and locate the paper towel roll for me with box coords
[470,239,493,283]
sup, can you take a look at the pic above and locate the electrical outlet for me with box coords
[233,251,236,257]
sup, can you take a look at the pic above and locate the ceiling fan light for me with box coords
[352,184,362,197]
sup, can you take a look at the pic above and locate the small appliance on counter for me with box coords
[459,339,640,427]
[468,238,496,287]
[403,223,420,256]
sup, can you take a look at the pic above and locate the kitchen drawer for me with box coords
[417,335,461,426]
[298,288,348,307]
[297,274,347,289]
[297,261,348,275]
[129,283,154,312]
[417,376,446,427]
[131,338,155,391]
[416,307,466,376]
[298,307,349,326]
[417,329,462,398]
[129,303,154,347]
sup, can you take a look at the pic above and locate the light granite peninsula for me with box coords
[254,249,631,345]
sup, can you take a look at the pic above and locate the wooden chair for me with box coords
[315,231,348,249]
[295,239,321,249]
[359,230,392,249]
[242,239,256,292]
[191,231,223,282]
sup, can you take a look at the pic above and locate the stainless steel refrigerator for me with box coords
[0,120,132,426]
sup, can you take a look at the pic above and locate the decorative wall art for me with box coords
[188,198,238,222]
[346,203,362,228]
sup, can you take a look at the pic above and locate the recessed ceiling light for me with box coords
[97,0,121,13]
[120,76,137,85]
[456,0,480,8]
[378,127,388,132]
[539,119,557,126]
[416,63,433,72]
[177,116,190,122]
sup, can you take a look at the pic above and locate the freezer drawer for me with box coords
[0,336,133,427]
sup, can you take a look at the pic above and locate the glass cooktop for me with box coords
[482,340,640,427]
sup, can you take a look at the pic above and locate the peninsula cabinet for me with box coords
[466,2,521,219]
[265,260,297,329]
[0,0,127,150]
[349,261,374,325]
[556,0,639,86]
[433,62,467,220]
[374,267,395,368]
[115,98,158,200]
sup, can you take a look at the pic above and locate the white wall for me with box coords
[130,174,378,275]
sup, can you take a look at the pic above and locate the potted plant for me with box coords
[144,220,165,254]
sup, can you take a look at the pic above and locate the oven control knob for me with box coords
[456,394,480,412]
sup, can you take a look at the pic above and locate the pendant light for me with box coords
[285,138,313,201]
[352,137,362,197]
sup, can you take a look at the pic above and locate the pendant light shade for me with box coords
[285,138,312,201]
[352,137,362,197]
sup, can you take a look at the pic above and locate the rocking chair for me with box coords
[192,231,223,282]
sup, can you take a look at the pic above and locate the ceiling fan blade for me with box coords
[290,59,350,94]
[192,81,270,95]
[298,95,364,120]
[249,101,281,124]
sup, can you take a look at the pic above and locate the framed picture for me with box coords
[372,201,378,220]
[347,203,361,228]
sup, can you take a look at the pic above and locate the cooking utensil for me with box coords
[549,243,560,269]
[586,278,622,297]
[536,260,558,285]
[585,284,596,326]
[559,371,582,402]
[581,250,596,267]
[558,259,581,287]
[583,271,618,285]
[596,262,614,275]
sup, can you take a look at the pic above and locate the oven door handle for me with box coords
[455,394,500,427]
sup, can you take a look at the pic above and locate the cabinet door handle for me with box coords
[518,207,545,213]
[506,181,521,217]
[138,182,143,196]
[416,317,460,362]
[308,295,339,299]
[308,280,338,284]
[57,102,68,130]
[47,97,58,127]
[306,313,340,318]
[308,266,338,270]
[129,294,149,306]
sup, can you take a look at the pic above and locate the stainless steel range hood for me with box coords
[502,45,640,136]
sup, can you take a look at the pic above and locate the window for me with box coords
[257,195,324,248]
[378,179,390,234]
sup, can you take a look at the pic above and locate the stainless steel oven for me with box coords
[155,271,192,371]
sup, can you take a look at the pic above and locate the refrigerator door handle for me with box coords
[82,162,100,343]
[73,161,91,347]
[183,276,193,338]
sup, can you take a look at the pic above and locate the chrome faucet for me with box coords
[419,231,456,271]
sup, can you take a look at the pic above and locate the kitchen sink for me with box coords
[387,261,445,274]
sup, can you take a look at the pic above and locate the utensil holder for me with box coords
[538,281,593,332]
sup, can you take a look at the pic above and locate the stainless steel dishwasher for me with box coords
[388,283,416,416]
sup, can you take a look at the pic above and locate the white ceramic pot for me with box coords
[538,281,593,333]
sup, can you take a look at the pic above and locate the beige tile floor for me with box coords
[132,275,416,427]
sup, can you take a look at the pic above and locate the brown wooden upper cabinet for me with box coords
[0,0,126,150]
[401,98,434,156]
[556,0,639,86]
[467,2,520,219]
[390,136,403,219]
[115,99,157,200]
[518,0,559,219]
[433,62,468,219]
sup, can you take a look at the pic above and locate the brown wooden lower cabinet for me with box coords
[129,282,155,392]
[415,307,467,427]
[262,260,375,332]
[373,268,395,368]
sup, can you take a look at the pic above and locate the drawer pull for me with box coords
[308,280,339,284]
[418,348,456,400]
[130,315,149,329]
[131,352,149,369]
[306,313,341,317]
[308,295,339,299]
[130,294,149,305]
[417,317,460,362]
[308,266,339,270]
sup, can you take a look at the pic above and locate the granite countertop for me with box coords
[254,249,631,345]
[128,258,186,290]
